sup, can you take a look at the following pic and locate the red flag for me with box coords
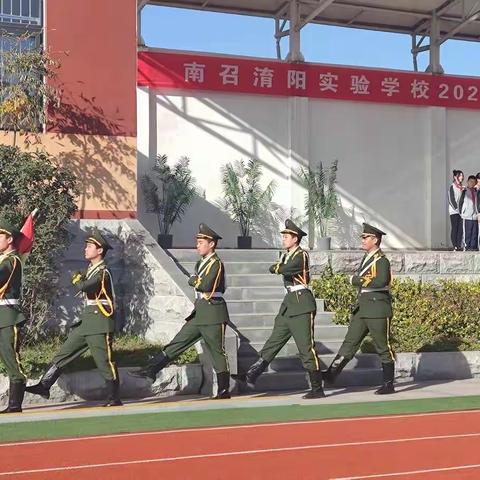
[17,209,38,256]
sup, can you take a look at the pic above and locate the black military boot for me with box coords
[322,355,349,385]
[128,351,170,381]
[375,362,396,395]
[0,381,26,413]
[232,358,269,391]
[303,370,325,399]
[213,372,231,400]
[103,376,123,407]
[25,364,62,399]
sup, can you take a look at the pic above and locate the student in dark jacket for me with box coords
[448,170,464,251]
[459,175,479,251]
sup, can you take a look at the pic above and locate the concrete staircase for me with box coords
[167,249,382,390]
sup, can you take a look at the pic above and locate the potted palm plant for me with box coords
[298,160,338,250]
[221,158,276,249]
[141,154,197,249]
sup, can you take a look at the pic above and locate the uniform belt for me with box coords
[0,299,19,305]
[195,291,223,300]
[361,288,390,293]
[286,285,309,293]
[86,299,111,306]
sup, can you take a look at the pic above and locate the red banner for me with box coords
[138,50,480,110]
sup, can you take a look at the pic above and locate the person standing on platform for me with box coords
[448,170,464,251]
[459,175,478,251]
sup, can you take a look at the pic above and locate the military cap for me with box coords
[196,223,222,241]
[280,219,307,238]
[0,217,20,239]
[85,229,112,251]
[362,223,386,238]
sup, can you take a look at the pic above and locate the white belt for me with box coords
[286,285,308,293]
[195,291,223,300]
[86,299,111,306]
[361,288,390,293]
[0,299,19,305]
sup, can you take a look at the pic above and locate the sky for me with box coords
[141,5,480,77]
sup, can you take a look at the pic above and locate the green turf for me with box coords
[1,395,479,443]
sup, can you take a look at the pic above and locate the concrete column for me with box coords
[426,107,448,248]
[288,96,311,244]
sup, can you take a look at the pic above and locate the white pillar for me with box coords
[426,107,448,248]
[288,96,310,243]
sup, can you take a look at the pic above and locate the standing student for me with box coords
[459,175,479,251]
[448,170,464,251]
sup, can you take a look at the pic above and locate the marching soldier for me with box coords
[323,223,396,394]
[0,218,27,413]
[233,219,324,399]
[26,230,122,406]
[131,223,231,400]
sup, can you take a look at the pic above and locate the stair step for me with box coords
[168,249,281,262]
[224,286,286,301]
[236,325,347,342]
[247,368,383,391]
[227,299,326,315]
[181,261,274,275]
[227,274,284,287]
[238,340,344,356]
[238,353,381,372]
[229,311,334,328]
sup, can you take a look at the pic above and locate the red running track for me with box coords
[1,410,480,479]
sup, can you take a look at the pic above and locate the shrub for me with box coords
[0,145,79,344]
[312,268,480,352]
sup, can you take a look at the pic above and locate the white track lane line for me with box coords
[1,432,480,477]
[1,408,480,448]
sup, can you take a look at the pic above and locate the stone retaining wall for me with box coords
[0,364,203,407]
[310,250,480,281]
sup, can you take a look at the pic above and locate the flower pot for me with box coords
[317,236,331,251]
[237,236,252,249]
[157,234,173,249]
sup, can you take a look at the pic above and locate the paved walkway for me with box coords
[0,378,478,425]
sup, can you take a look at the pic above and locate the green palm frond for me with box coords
[221,158,276,236]
[298,160,338,238]
[142,154,197,235]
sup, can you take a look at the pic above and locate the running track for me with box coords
[1,410,480,479]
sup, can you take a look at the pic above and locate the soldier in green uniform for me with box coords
[0,218,27,413]
[131,223,231,399]
[323,223,396,395]
[233,219,324,399]
[26,230,122,406]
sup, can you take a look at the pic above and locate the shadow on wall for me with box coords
[48,93,136,214]
[50,222,155,337]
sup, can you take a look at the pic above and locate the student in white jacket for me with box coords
[448,170,464,250]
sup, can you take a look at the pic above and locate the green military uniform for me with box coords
[324,223,396,394]
[131,223,231,399]
[26,230,122,406]
[0,219,27,413]
[233,219,325,399]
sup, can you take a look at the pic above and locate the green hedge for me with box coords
[311,267,480,352]
[1,334,199,378]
